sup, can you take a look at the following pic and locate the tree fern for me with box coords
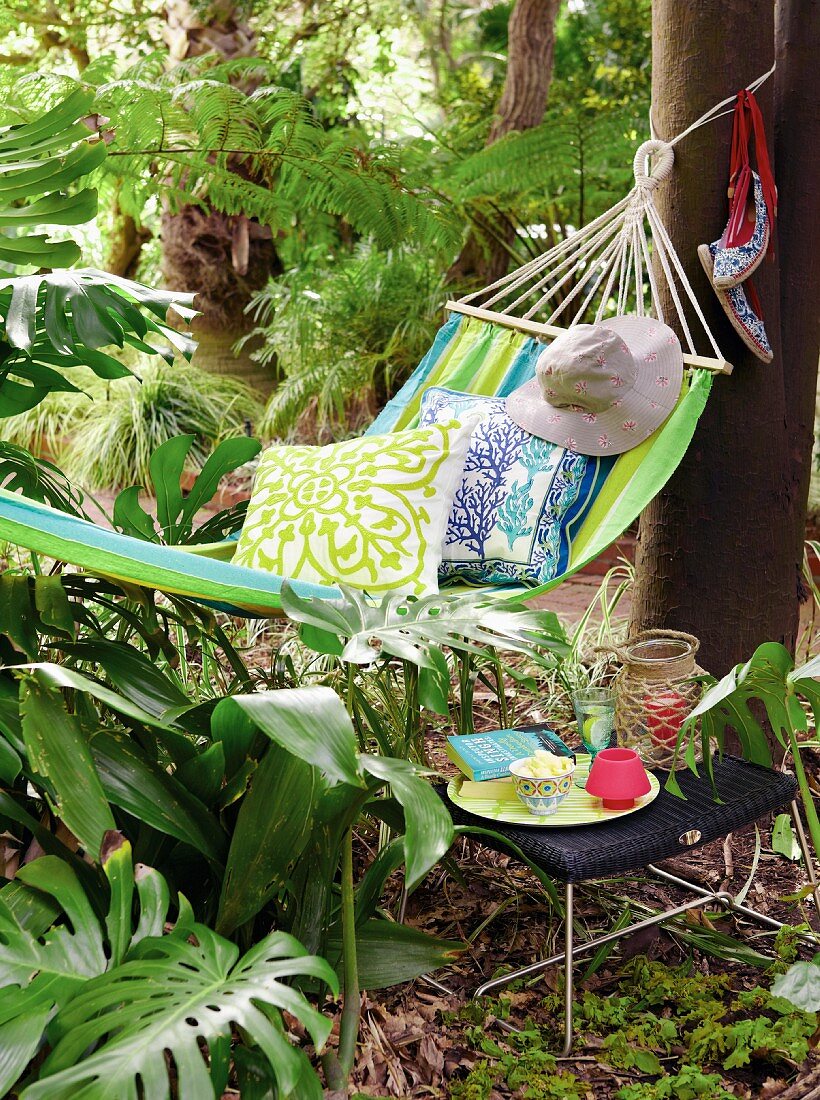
[1,59,461,255]
[248,245,447,438]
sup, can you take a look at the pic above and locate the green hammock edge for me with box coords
[0,371,711,616]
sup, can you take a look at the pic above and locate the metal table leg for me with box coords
[647,863,820,944]
[563,882,573,1057]
[473,880,733,1054]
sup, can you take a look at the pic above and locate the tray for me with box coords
[447,755,660,827]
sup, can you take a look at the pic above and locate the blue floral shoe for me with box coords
[708,170,770,289]
[698,242,773,364]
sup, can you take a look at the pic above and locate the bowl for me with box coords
[584,747,651,810]
[508,756,577,816]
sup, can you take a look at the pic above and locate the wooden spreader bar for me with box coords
[446,301,734,376]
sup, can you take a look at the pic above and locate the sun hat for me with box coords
[505,316,684,456]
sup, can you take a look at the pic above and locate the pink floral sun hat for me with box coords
[505,316,684,456]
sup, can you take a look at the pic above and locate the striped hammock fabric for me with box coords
[0,314,712,616]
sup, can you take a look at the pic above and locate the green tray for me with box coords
[447,754,660,827]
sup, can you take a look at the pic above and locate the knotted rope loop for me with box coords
[611,628,700,669]
[632,139,675,192]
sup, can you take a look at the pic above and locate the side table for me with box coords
[437,756,805,1054]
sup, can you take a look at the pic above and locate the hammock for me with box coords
[0,72,773,618]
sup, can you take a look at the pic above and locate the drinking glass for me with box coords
[572,686,615,786]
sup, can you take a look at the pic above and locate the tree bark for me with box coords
[775,0,820,594]
[448,0,560,285]
[104,198,150,280]
[629,0,800,676]
[162,0,280,395]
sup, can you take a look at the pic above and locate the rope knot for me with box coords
[633,139,675,193]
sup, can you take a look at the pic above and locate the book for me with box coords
[446,724,574,782]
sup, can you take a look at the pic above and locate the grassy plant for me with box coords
[1,368,107,462]
[531,558,634,726]
[3,360,262,491]
[59,360,262,490]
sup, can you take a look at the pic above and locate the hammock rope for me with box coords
[450,63,778,377]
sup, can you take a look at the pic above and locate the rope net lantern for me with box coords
[611,631,706,770]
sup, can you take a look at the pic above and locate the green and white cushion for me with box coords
[232,419,477,595]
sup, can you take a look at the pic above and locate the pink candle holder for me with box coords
[585,747,651,810]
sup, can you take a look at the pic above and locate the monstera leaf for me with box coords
[0,441,92,514]
[24,927,334,1100]
[0,88,104,268]
[670,642,820,785]
[0,836,156,1096]
[281,582,569,668]
[1,834,335,1100]
[0,269,197,418]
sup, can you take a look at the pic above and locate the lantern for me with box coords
[613,631,705,769]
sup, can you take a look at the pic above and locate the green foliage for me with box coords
[460,957,818,1099]
[447,104,639,230]
[250,245,447,438]
[616,1066,735,1100]
[112,434,261,544]
[57,361,262,490]
[0,265,196,420]
[0,834,335,1099]
[284,582,568,669]
[4,362,263,495]
[1,656,458,973]
[6,59,459,256]
[668,642,820,882]
[0,89,197,424]
[772,957,820,1011]
[0,87,102,269]
[772,812,802,860]
[281,581,568,757]
[553,0,651,115]
[0,442,92,515]
[452,1023,587,1098]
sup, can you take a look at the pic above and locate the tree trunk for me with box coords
[629,1,800,676]
[775,0,820,594]
[448,0,560,285]
[104,197,150,280]
[162,0,280,395]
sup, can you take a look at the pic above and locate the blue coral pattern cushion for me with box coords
[419,387,614,586]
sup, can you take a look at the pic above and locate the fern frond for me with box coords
[0,59,461,256]
[251,245,446,439]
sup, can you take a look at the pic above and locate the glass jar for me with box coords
[613,632,704,769]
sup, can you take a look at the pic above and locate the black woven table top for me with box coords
[439,756,797,883]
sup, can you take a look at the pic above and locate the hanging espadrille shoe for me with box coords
[698,241,773,363]
[709,169,770,288]
[699,87,777,290]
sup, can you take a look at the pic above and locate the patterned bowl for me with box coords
[508,756,577,816]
